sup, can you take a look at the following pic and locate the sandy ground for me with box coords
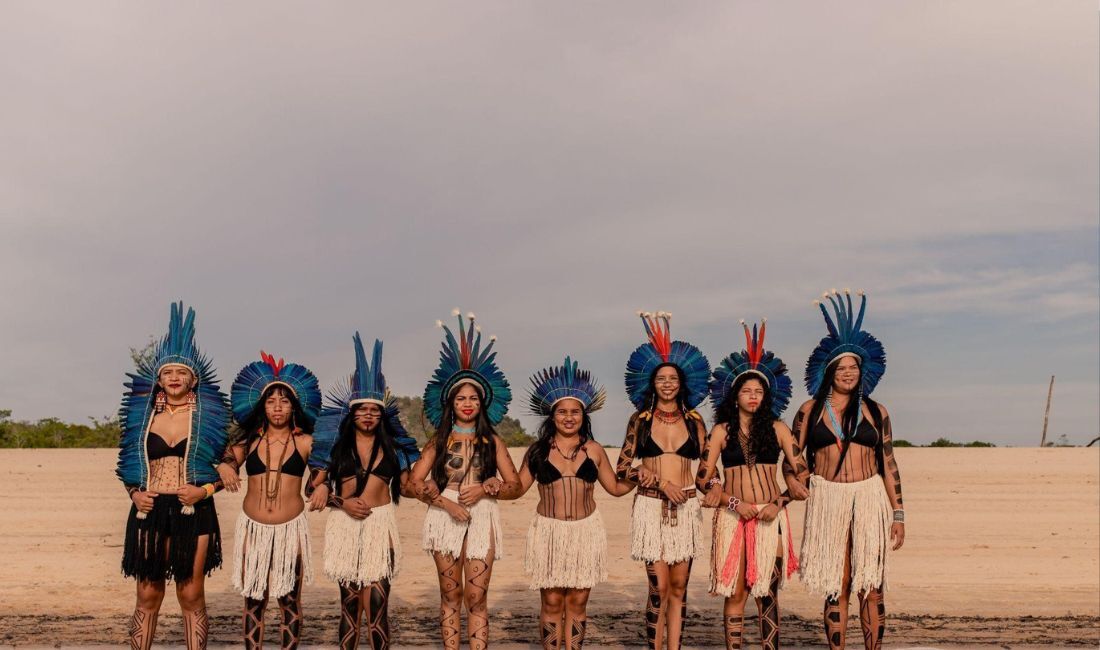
[0,448,1097,647]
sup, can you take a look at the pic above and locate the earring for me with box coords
[186,390,197,408]
[154,392,167,413]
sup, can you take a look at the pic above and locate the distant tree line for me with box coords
[0,397,536,449]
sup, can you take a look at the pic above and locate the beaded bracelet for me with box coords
[726,495,741,512]
[893,509,905,523]
[704,476,721,491]
[202,483,216,499]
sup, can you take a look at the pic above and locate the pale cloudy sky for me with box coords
[1,2,1096,445]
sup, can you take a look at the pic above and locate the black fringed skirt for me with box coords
[122,495,222,584]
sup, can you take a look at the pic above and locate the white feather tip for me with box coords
[451,308,461,316]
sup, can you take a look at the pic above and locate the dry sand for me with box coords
[1,448,1097,647]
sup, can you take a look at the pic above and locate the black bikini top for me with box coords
[147,432,185,460]
[808,417,879,453]
[721,431,781,467]
[535,455,599,485]
[360,453,398,482]
[245,440,307,477]
[636,433,699,460]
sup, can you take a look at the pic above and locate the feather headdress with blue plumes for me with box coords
[311,333,420,471]
[230,351,322,427]
[709,319,793,418]
[423,309,512,427]
[116,302,230,489]
[528,356,606,416]
[805,289,886,397]
[625,311,711,412]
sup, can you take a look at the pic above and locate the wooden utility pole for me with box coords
[1040,375,1055,447]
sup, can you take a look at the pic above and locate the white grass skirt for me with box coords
[630,494,702,564]
[799,475,891,599]
[709,505,799,598]
[524,511,608,590]
[323,502,401,586]
[232,510,313,600]
[421,488,503,561]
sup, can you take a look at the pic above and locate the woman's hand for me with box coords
[308,484,330,511]
[482,477,503,497]
[131,490,158,513]
[660,480,688,505]
[735,501,759,520]
[786,479,809,501]
[443,500,471,523]
[176,485,206,506]
[418,481,441,503]
[216,462,241,492]
[458,484,486,507]
[341,496,372,520]
[756,504,779,522]
[636,466,658,488]
[891,522,905,550]
[702,484,723,508]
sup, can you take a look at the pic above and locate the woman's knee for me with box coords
[463,588,487,612]
[564,590,590,616]
[175,583,205,612]
[441,587,464,608]
[725,591,749,613]
[542,591,565,616]
[135,581,166,610]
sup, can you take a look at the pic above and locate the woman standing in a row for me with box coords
[616,312,711,650]
[410,311,520,650]
[308,334,422,650]
[697,319,802,650]
[221,352,322,649]
[787,291,905,650]
[502,357,635,648]
[117,302,231,650]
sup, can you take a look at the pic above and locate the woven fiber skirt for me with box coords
[421,488,503,561]
[799,475,891,599]
[122,495,221,584]
[709,505,799,598]
[524,510,608,590]
[324,502,401,586]
[231,509,313,599]
[630,493,703,564]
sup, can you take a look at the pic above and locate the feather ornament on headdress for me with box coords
[709,319,793,417]
[310,333,419,471]
[624,311,711,411]
[230,351,322,426]
[423,309,511,427]
[116,302,229,489]
[805,289,886,396]
[527,356,606,416]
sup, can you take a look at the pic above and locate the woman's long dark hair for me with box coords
[807,360,884,478]
[428,386,499,490]
[327,403,402,503]
[634,362,701,450]
[525,406,593,476]
[237,384,314,449]
[714,373,779,461]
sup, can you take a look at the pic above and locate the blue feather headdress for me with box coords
[709,319,793,418]
[116,302,229,488]
[423,309,512,427]
[625,311,711,411]
[805,289,887,397]
[310,333,420,471]
[230,351,322,427]
[528,356,607,416]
